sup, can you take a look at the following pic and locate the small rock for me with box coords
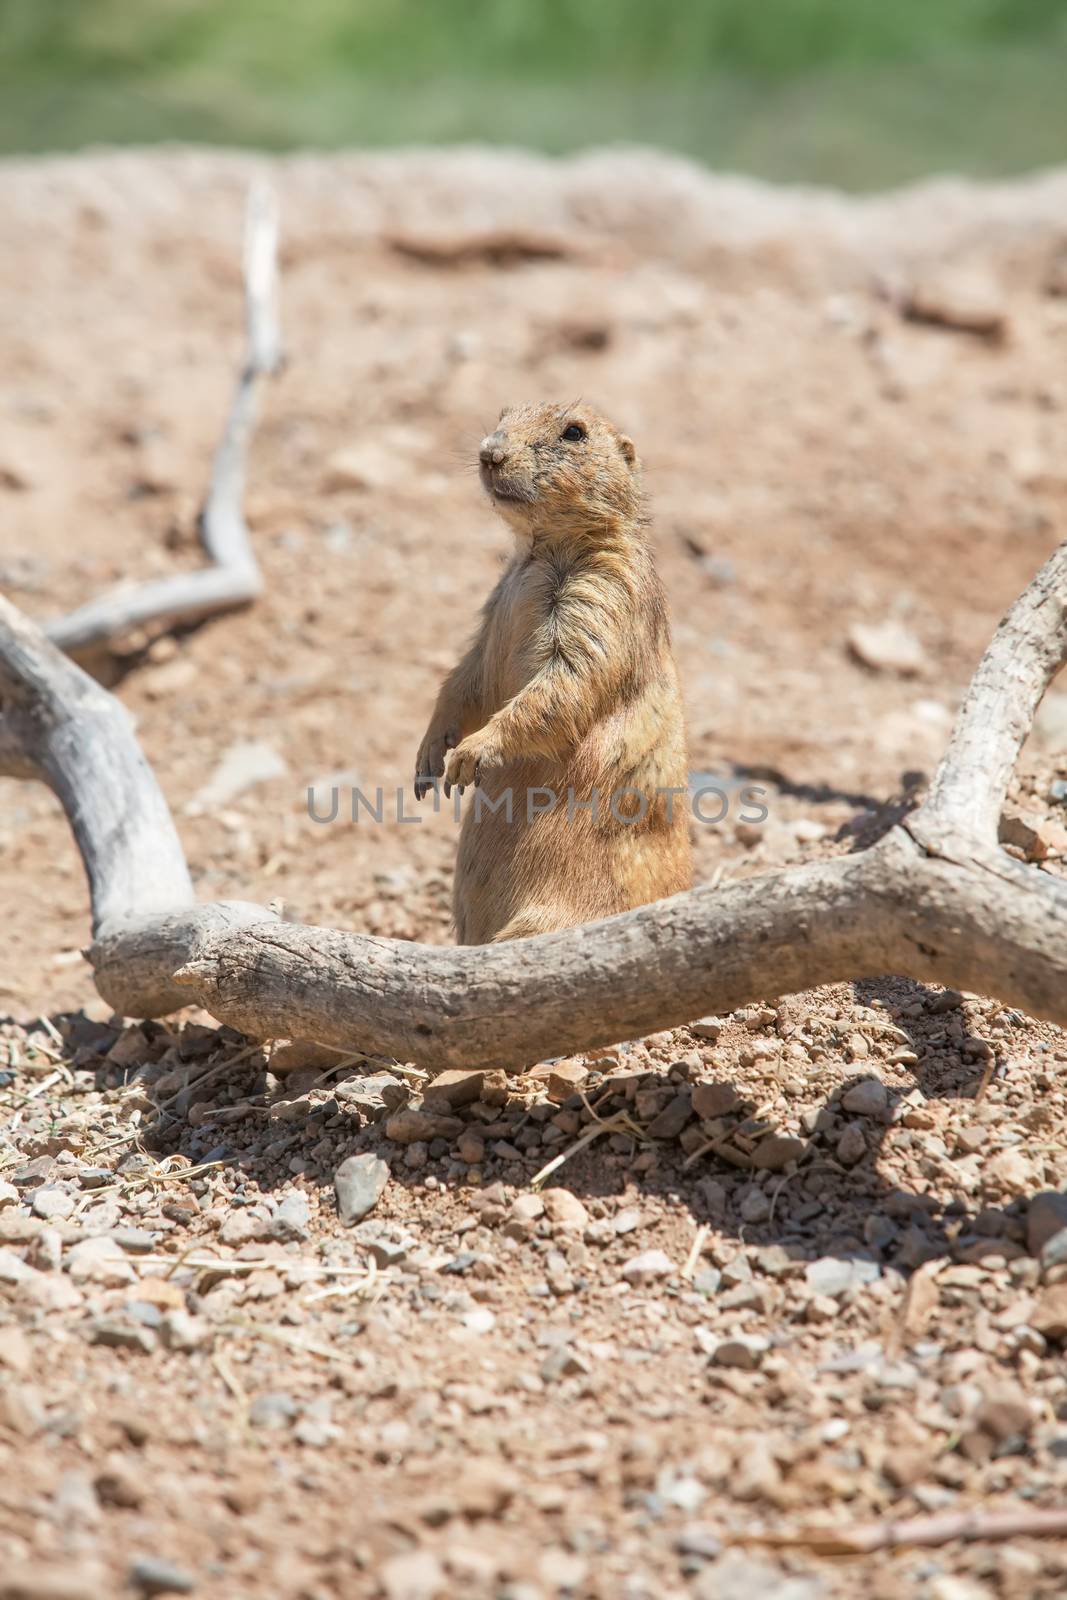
[954,1124,987,1156]
[805,1294,839,1324]
[128,1556,196,1596]
[540,1187,590,1230]
[87,1320,156,1354]
[612,1208,643,1235]
[645,1093,693,1140]
[218,1209,271,1247]
[333,1072,407,1117]
[249,1391,298,1429]
[510,1193,545,1224]
[903,269,1007,340]
[1031,1284,1067,1341]
[676,1524,723,1560]
[690,1017,724,1042]
[621,1249,673,1286]
[709,1334,769,1371]
[540,1344,590,1383]
[385,1108,463,1144]
[0,1325,32,1374]
[691,1082,740,1119]
[986,1148,1034,1194]
[847,620,925,676]
[805,1255,880,1299]
[422,1069,485,1109]
[455,1130,485,1165]
[883,1445,932,1488]
[160,1311,210,1353]
[1027,1191,1067,1255]
[270,1191,311,1242]
[738,1187,771,1224]
[692,1266,722,1295]
[334,1152,390,1224]
[1000,811,1067,861]
[546,1059,588,1102]
[379,1548,446,1600]
[67,1236,135,1287]
[1041,1227,1067,1270]
[95,1461,143,1509]
[836,1122,868,1166]
[841,1079,889,1117]
[31,1186,74,1223]
[751,1133,805,1172]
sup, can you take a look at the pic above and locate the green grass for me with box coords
[2,0,1066,188]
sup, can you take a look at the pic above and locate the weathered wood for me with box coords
[3,173,1067,1072]
[1,542,1066,1069]
[45,181,280,653]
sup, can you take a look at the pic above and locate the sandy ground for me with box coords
[1,147,1067,1599]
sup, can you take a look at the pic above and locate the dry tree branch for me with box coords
[737,1503,1067,1556]
[44,180,281,654]
[2,179,1067,1071]
[1,543,1066,1068]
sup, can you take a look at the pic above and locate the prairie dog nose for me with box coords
[479,434,508,467]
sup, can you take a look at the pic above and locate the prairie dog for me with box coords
[415,402,691,944]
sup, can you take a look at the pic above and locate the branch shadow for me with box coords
[4,983,1029,1311]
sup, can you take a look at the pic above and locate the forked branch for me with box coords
[1,542,1066,1069]
[2,177,1066,1071]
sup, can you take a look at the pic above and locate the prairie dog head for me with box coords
[478,403,641,538]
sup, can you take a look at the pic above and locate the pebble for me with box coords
[160,1311,210,1353]
[31,1186,74,1222]
[690,1017,724,1041]
[708,1334,769,1371]
[847,619,925,676]
[691,1081,740,1119]
[66,1236,135,1286]
[379,1548,445,1600]
[87,1320,157,1354]
[249,1391,298,1429]
[334,1152,390,1223]
[546,1059,588,1102]
[540,1187,589,1230]
[751,1134,805,1172]
[128,1556,196,1596]
[841,1079,888,1117]
[836,1123,868,1165]
[456,1130,485,1164]
[0,1325,31,1374]
[385,1107,463,1144]
[739,1187,771,1224]
[1030,1284,1067,1341]
[646,1093,693,1139]
[805,1256,880,1299]
[271,1190,311,1242]
[422,1068,485,1108]
[621,1249,674,1285]
[1027,1191,1067,1254]
[613,1208,643,1236]
[540,1344,590,1383]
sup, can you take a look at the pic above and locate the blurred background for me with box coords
[2,0,1066,189]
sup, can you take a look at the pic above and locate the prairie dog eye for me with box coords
[560,422,586,443]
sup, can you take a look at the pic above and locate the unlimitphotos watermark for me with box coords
[306,781,769,828]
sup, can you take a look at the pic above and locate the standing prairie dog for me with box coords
[414,402,692,944]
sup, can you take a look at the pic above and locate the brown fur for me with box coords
[414,402,692,944]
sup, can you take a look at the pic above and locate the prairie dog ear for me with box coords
[618,434,637,466]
